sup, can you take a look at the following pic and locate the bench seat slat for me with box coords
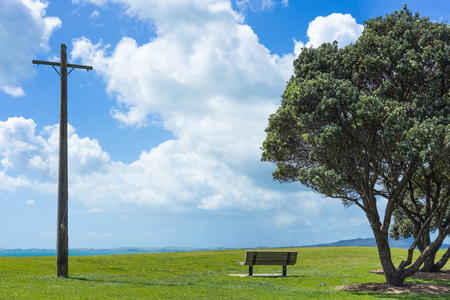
[241,251,298,265]
[246,253,296,258]
[245,260,295,265]
[243,254,298,260]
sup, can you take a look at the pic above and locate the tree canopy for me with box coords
[262,5,450,287]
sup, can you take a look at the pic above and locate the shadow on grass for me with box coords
[354,292,450,300]
[68,276,195,287]
[342,278,450,300]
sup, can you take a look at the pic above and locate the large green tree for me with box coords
[262,6,450,287]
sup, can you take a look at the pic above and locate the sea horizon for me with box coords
[2,237,438,257]
[0,246,235,257]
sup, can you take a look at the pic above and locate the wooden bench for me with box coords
[239,250,298,276]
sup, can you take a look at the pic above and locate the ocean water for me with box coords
[0,250,56,257]
[0,249,149,257]
[0,246,231,257]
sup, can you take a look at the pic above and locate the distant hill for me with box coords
[301,237,450,249]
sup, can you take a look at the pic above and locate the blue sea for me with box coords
[0,247,228,257]
[0,249,159,257]
[0,250,55,257]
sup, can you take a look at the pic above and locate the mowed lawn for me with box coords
[1,247,449,299]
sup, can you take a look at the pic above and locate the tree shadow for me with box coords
[337,278,450,300]
[68,276,194,287]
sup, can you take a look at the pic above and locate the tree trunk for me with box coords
[432,246,450,272]
[372,226,408,286]
[417,238,437,272]
[377,249,407,286]
[384,272,408,287]
[417,234,445,272]
[421,251,439,272]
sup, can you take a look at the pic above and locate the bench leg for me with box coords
[249,265,253,276]
[282,265,287,276]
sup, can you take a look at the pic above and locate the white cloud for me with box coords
[293,39,305,57]
[71,2,290,126]
[65,2,368,219]
[90,10,100,19]
[25,199,35,205]
[304,13,363,48]
[0,117,50,173]
[235,0,288,11]
[292,13,363,57]
[0,115,284,213]
[72,0,108,6]
[0,117,111,193]
[69,133,111,175]
[236,0,275,10]
[0,0,61,97]
[1,86,25,97]
[0,171,30,192]
[68,0,298,214]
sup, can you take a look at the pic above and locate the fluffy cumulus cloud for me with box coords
[0,0,61,97]
[65,0,365,217]
[297,13,364,49]
[0,116,305,217]
[0,117,53,178]
[0,117,110,193]
[71,0,291,124]
[67,0,296,213]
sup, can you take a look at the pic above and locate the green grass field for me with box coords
[0,247,449,299]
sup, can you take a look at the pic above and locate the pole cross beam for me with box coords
[32,60,93,71]
[32,44,93,278]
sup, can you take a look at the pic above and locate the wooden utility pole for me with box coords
[32,44,93,278]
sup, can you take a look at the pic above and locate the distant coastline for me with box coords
[0,246,233,257]
[3,238,448,257]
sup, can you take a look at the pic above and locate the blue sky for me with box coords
[1,0,450,250]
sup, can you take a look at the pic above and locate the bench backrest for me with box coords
[242,251,297,266]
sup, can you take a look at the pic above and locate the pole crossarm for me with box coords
[32,60,93,71]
